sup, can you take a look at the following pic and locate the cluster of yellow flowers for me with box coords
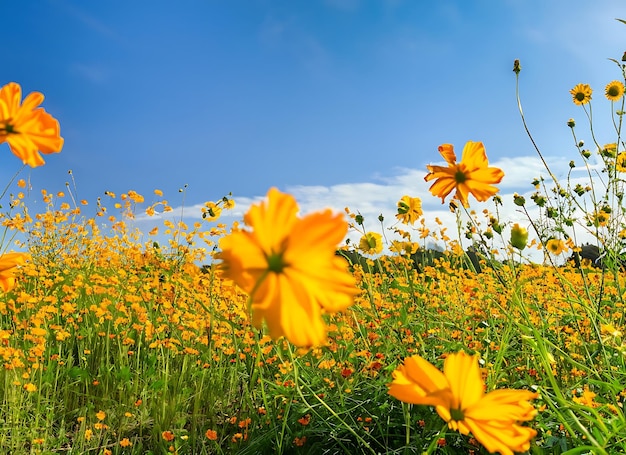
[0,77,542,454]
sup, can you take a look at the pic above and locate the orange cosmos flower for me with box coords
[217,188,358,347]
[161,431,175,442]
[0,252,29,292]
[424,142,504,208]
[0,82,63,167]
[388,351,538,455]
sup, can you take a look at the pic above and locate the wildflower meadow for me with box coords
[3,22,626,455]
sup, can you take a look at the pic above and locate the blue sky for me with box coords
[3,0,626,254]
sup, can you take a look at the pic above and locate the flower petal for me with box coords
[388,355,453,407]
[443,352,484,410]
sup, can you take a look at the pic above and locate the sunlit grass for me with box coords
[1,186,626,453]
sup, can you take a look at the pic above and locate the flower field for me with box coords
[3,27,626,455]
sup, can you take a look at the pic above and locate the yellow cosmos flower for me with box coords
[388,351,538,455]
[396,195,423,225]
[0,82,64,167]
[616,152,626,172]
[570,83,592,105]
[0,252,29,292]
[546,238,567,255]
[358,232,383,255]
[605,80,624,102]
[424,141,504,208]
[217,188,358,347]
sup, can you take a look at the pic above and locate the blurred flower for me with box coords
[396,195,423,224]
[424,142,504,208]
[23,383,37,392]
[358,232,383,255]
[601,324,622,338]
[162,431,175,442]
[572,386,599,408]
[0,252,29,292]
[570,83,592,105]
[605,80,624,101]
[388,351,538,455]
[205,429,218,441]
[294,436,307,446]
[390,240,419,255]
[0,82,63,167]
[510,224,528,251]
[217,188,358,347]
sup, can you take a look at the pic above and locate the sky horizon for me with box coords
[3,0,626,260]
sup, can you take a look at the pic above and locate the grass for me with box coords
[2,191,626,454]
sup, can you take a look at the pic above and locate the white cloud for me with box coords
[134,154,608,263]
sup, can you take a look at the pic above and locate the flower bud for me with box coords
[567,118,576,128]
[510,223,528,250]
[513,193,526,206]
[513,59,521,74]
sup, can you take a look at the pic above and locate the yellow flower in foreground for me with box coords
[389,352,538,455]
[424,141,504,208]
[0,82,64,167]
[217,188,358,347]
[396,195,423,224]
[570,83,592,105]
[605,80,624,102]
[358,231,383,255]
[0,252,29,292]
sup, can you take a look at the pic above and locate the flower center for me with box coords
[450,408,465,422]
[575,92,586,102]
[266,251,287,273]
[0,122,16,134]
[608,86,620,97]
[454,169,467,184]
